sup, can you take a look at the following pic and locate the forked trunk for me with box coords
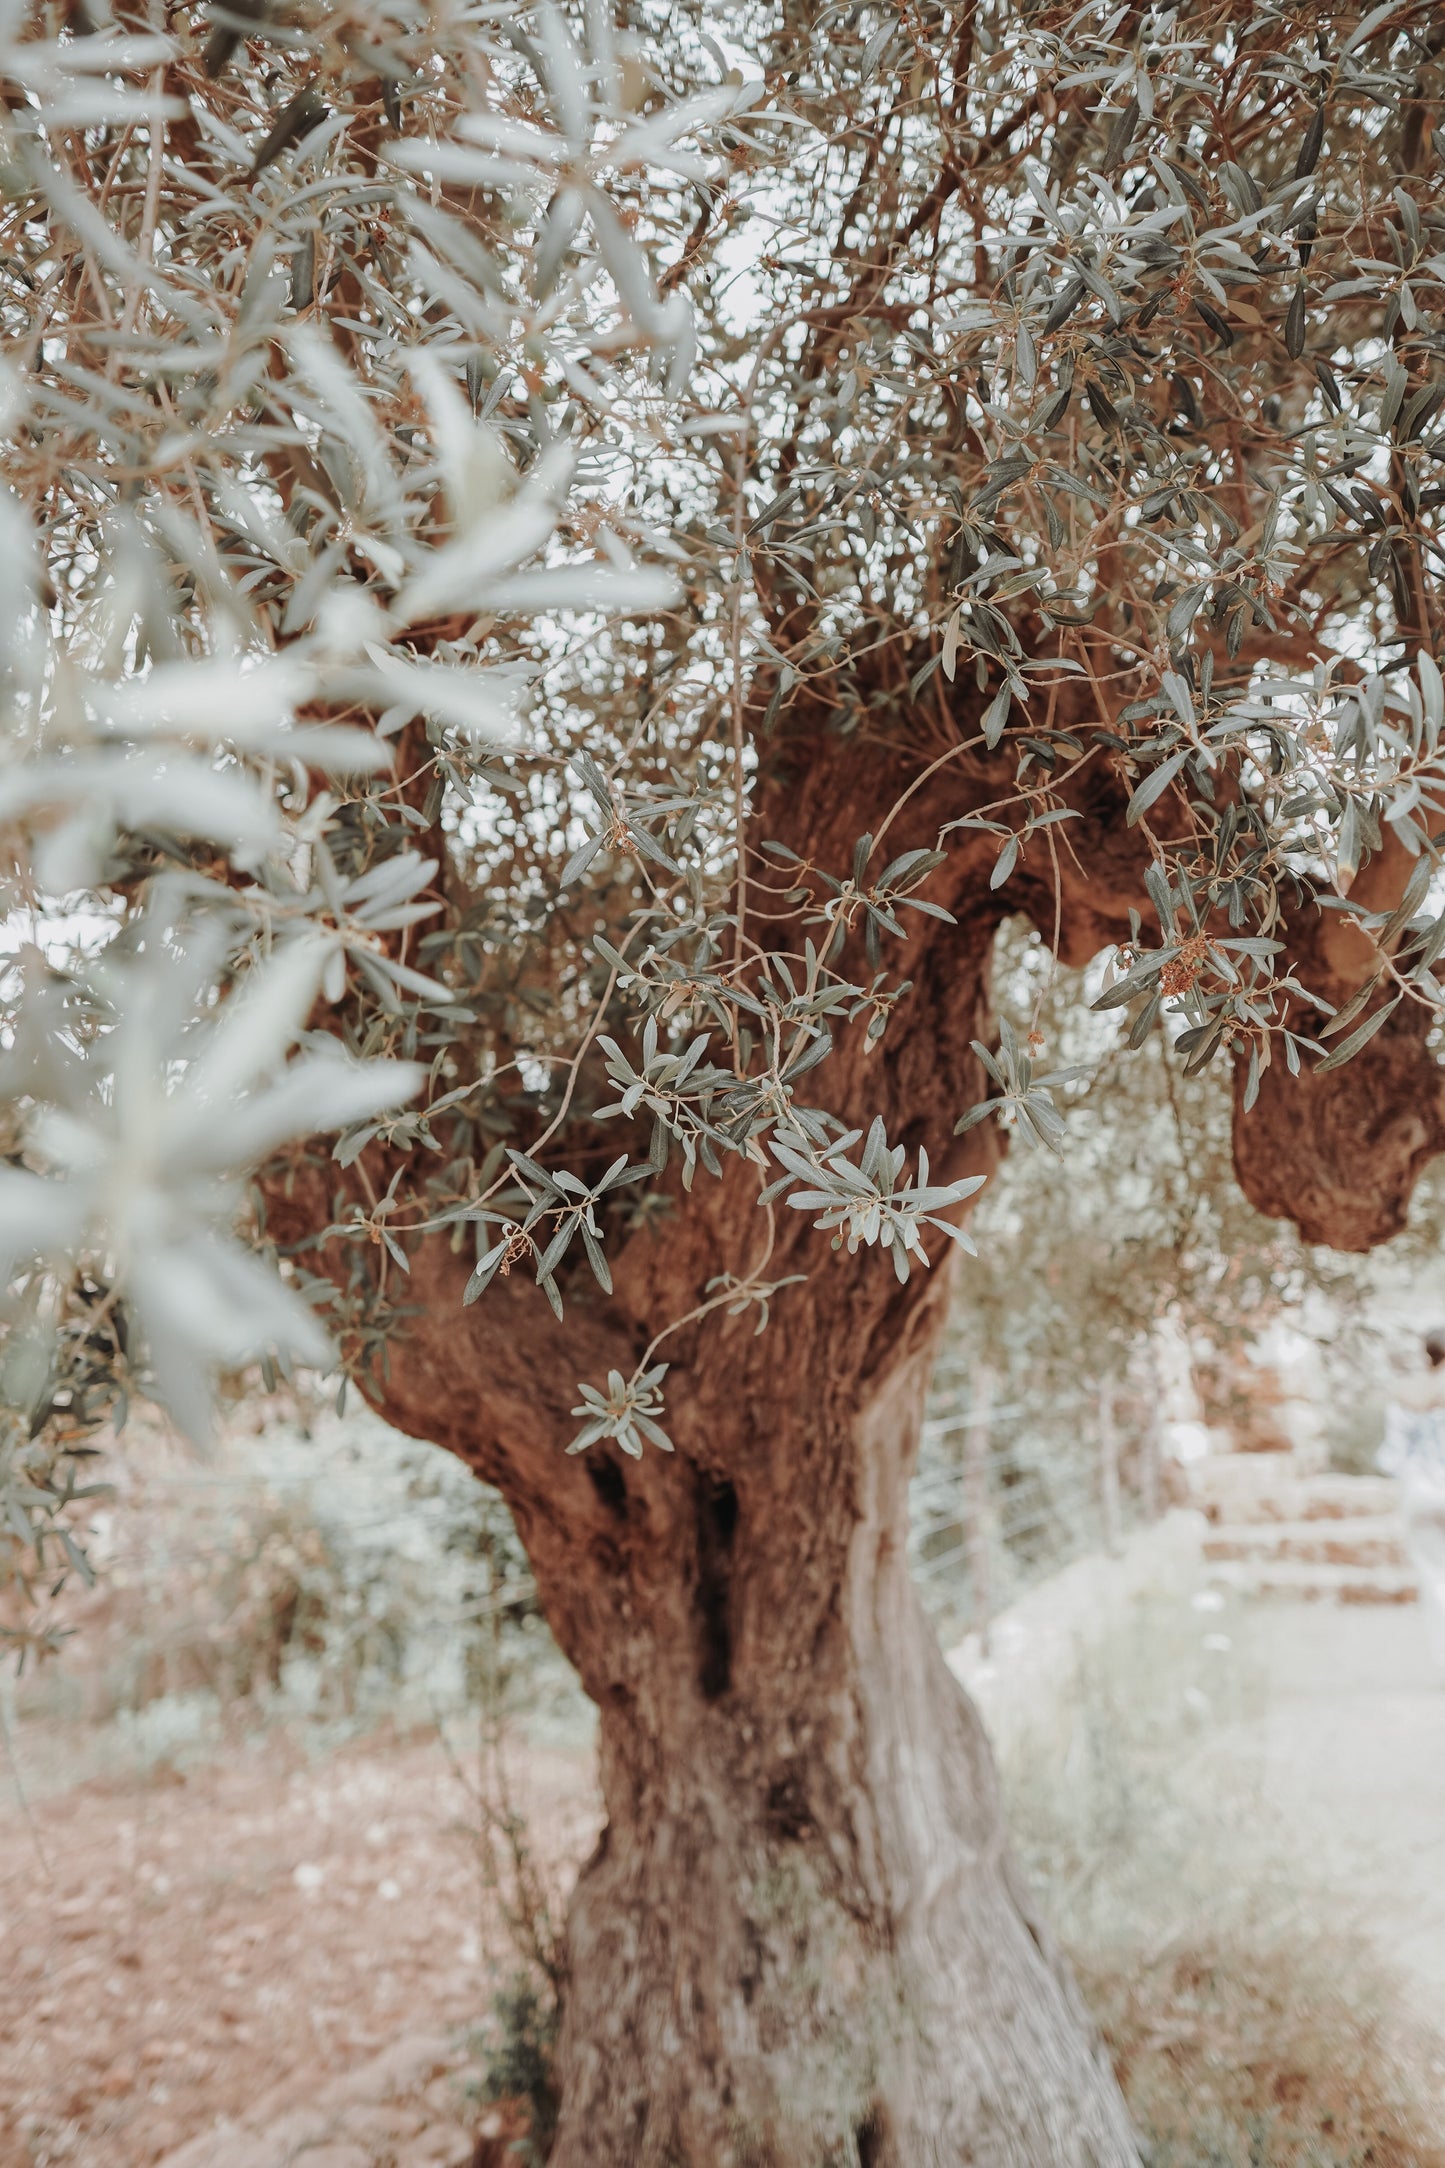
[301,1152,1142,2162]
[546,1341,1139,2168]
[270,703,1347,2159]
[265,629,1445,2165]
[269,711,1161,2159]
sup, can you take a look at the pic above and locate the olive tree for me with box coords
[4,2,1445,2160]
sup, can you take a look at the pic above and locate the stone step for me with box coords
[1204,1556,1418,1605]
[1201,1516,1410,1570]
[1187,1458,1400,1525]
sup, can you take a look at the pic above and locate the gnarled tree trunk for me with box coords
[349,1160,1141,2166]
[269,678,1445,2164]
[284,710,1150,2164]
[549,1333,1136,2167]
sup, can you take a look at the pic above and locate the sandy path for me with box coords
[947,1509,1445,2120]
[1218,1604,1445,2035]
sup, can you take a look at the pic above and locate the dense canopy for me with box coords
[2,0,1444,1651]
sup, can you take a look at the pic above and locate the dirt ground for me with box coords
[6,1582,1445,2167]
[0,1723,599,2168]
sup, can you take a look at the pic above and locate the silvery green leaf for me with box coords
[407,351,516,521]
[1126,750,1190,825]
[580,1222,612,1291]
[361,644,522,741]
[340,853,435,916]
[1161,671,1195,727]
[1337,795,1362,886]
[941,607,962,683]
[632,1411,674,1452]
[393,459,569,624]
[390,141,549,190]
[588,191,666,330]
[990,834,1019,889]
[536,1,588,145]
[23,139,200,328]
[1166,585,1208,642]
[262,725,391,775]
[180,936,333,1118]
[129,1235,333,1446]
[453,112,566,165]
[211,1057,425,1171]
[608,89,737,173]
[0,751,279,871]
[475,565,682,616]
[285,325,399,517]
[17,30,175,76]
[981,682,1011,747]
[566,1417,613,1453]
[1314,997,1399,1072]
[0,1168,90,1281]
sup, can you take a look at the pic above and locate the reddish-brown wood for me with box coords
[266,686,1445,2163]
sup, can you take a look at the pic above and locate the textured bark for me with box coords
[265,684,1445,2162]
[550,1346,1137,2168]
[293,1156,1142,2162]
[1231,838,1445,1250]
[1232,948,1445,1250]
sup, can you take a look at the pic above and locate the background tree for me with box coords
[941,920,1397,1442]
[5,3,1445,2162]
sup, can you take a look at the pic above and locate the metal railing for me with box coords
[910,1356,1164,1648]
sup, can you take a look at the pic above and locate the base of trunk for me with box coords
[549,1588,1138,2168]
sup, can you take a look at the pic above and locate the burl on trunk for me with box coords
[272,696,1443,2166]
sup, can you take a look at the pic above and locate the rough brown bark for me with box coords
[306,1146,1143,2163]
[1232,951,1445,1249]
[551,1344,1137,2168]
[1231,835,1445,1249]
[266,685,1445,2163]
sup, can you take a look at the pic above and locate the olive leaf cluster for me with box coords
[0,0,759,1609]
